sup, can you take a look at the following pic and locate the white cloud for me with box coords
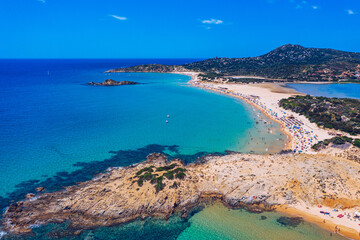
[110,15,127,21]
[312,5,319,10]
[201,18,223,25]
[347,9,355,15]
[37,0,46,3]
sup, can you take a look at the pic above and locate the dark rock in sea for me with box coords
[36,187,44,192]
[260,215,267,220]
[246,206,264,214]
[7,202,23,213]
[26,193,35,199]
[87,79,138,86]
[276,216,303,227]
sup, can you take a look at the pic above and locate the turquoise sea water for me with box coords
[0,59,285,206]
[287,83,360,99]
[0,59,342,239]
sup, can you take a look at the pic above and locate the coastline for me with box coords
[4,152,360,239]
[4,70,357,238]
[184,73,333,154]
[173,72,360,239]
[276,205,360,239]
[172,72,294,150]
[196,82,293,150]
[174,72,297,151]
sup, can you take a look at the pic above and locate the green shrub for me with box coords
[155,176,165,192]
[170,182,178,189]
[173,168,186,173]
[156,163,177,172]
[137,179,143,187]
[136,166,154,176]
[163,171,174,180]
[175,172,186,179]
[354,139,360,148]
[332,137,346,145]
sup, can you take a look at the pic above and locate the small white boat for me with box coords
[167,115,170,118]
[166,120,169,123]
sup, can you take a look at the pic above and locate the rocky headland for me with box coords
[104,44,360,83]
[3,152,360,236]
[87,79,138,86]
[105,64,188,73]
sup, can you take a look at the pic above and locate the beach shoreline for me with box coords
[172,72,294,150]
[276,205,360,239]
[179,72,334,154]
[197,82,294,150]
[172,72,360,239]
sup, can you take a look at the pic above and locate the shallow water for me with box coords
[287,83,360,99]
[177,204,346,240]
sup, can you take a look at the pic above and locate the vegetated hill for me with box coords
[106,64,188,73]
[279,95,360,135]
[108,44,360,82]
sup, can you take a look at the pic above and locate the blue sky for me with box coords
[0,0,359,58]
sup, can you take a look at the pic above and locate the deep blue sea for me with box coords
[287,83,360,99]
[0,59,346,239]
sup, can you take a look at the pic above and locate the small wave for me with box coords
[0,231,7,239]
[29,196,40,202]
[29,223,41,229]
[92,174,105,181]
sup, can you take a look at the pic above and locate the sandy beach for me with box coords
[173,72,360,238]
[187,75,334,154]
[276,205,360,239]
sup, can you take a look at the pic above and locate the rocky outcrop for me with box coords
[3,153,360,235]
[105,64,189,73]
[335,145,360,163]
[87,79,138,86]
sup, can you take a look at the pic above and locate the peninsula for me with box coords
[88,79,138,86]
[4,152,360,239]
[106,44,360,83]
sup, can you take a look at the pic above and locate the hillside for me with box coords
[108,44,360,82]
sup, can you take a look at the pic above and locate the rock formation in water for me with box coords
[3,153,360,235]
[87,79,138,86]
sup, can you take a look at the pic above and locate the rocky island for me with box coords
[4,152,360,238]
[87,79,138,86]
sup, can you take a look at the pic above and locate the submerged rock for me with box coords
[25,193,35,199]
[276,217,303,227]
[36,187,44,192]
